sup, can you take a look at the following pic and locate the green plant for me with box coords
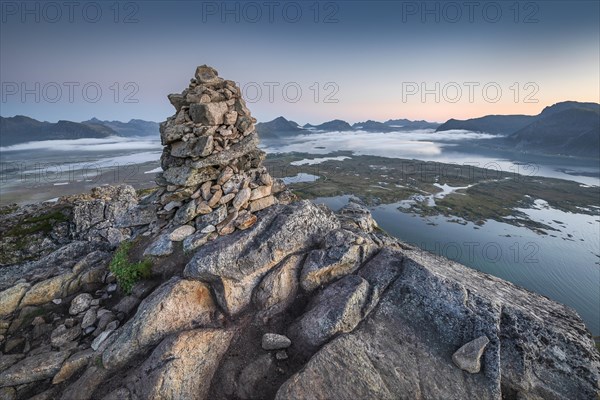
[109,241,152,294]
[7,210,69,236]
[0,204,18,216]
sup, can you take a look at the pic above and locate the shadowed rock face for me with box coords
[126,329,235,400]
[102,277,217,370]
[184,200,340,315]
[276,246,600,400]
[0,67,598,400]
[1,185,599,400]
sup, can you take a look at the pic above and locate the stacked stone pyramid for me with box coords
[155,65,286,239]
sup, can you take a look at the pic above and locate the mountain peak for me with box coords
[540,101,600,117]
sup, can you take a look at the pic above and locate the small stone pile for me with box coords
[155,65,285,240]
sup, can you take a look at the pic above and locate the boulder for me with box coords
[207,189,223,208]
[102,277,217,370]
[195,205,227,231]
[253,254,303,318]
[0,351,70,387]
[300,229,376,292]
[0,283,30,317]
[127,329,234,400]
[337,201,378,232]
[92,330,115,351]
[52,349,94,384]
[81,308,97,329]
[288,275,369,351]
[184,201,339,315]
[248,195,276,212]
[249,185,271,201]
[160,122,186,144]
[59,366,110,400]
[20,273,74,307]
[232,187,251,209]
[167,93,186,112]
[276,248,600,400]
[182,232,210,253]
[234,212,257,230]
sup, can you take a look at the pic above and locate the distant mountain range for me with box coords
[83,118,159,138]
[507,103,599,158]
[304,119,353,131]
[436,101,600,158]
[436,115,536,135]
[0,116,159,146]
[3,101,598,158]
[256,116,440,139]
[255,116,305,139]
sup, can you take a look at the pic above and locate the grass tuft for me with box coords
[109,241,152,294]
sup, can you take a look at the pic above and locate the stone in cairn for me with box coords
[154,65,285,238]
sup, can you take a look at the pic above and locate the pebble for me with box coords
[261,333,292,350]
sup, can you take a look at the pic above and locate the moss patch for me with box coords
[6,210,69,236]
[0,204,18,216]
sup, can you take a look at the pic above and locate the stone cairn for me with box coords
[154,65,286,241]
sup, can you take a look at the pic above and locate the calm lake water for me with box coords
[314,194,600,336]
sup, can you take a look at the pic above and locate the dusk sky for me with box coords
[1,0,599,124]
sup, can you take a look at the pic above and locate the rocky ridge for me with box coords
[0,66,598,400]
